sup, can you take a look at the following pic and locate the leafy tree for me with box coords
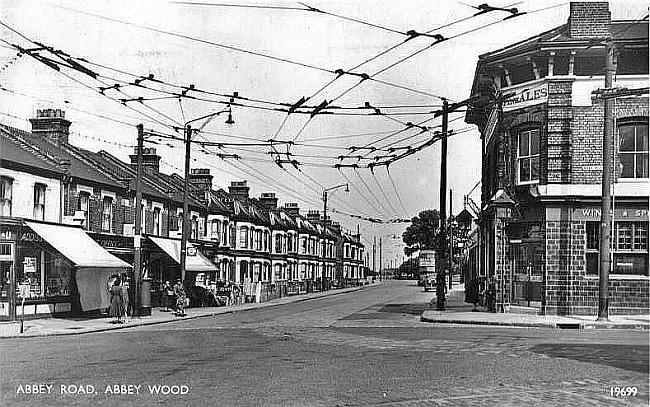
[402,210,442,251]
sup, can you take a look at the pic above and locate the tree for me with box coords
[402,210,441,251]
[402,209,448,311]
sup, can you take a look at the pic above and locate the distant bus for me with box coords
[418,250,436,291]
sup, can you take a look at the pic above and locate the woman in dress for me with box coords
[108,277,125,323]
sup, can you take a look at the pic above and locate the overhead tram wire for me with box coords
[354,169,392,216]
[51,6,462,111]
[338,169,386,217]
[311,2,564,111]
[170,2,308,11]
[370,170,400,216]
[386,168,409,218]
[0,86,147,128]
[0,36,182,132]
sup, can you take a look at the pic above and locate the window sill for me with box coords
[584,275,649,280]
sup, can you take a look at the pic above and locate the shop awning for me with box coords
[148,236,217,272]
[25,222,131,269]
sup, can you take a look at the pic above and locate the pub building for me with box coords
[465,2,648,315]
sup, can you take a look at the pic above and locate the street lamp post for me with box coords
[322,183,348,289]
[179,108,234,285]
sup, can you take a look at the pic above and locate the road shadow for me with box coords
[379,303,429,315]
[530,343,649,373]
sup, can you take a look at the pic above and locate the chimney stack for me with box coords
[129,147,161,175]
[568,2,611,39]
[29,109,71,145]
[259,192,278,209]
[306,210,321,223]
[189,168,213,194]
[228,181,250,200]
[284,202,300,216]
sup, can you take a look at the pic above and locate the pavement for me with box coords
[0,285,364,339]
[420,281,650,330]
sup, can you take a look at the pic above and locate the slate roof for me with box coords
[0,124,121,189]
[0,128,62,176]
[478,20,648,64]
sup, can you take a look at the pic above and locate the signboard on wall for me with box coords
[502,82,548,112]
[573,207,649,221]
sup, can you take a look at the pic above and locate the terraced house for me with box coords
[0,109,365,321]
[465,2,648,315]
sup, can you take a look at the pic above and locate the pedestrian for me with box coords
[119,278,130,322]
[173,279,187,317]
[486,277,497,313]
[161,281,174,312]
[108,277,125,324]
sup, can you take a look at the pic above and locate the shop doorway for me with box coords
[1,242,15,320]
[509,242,543,307]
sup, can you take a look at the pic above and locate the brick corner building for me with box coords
[465,2,648,316]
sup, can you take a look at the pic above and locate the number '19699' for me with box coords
[610,386,637,397]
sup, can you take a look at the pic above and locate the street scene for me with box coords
[2,280,649,407]
[0,0,649,406]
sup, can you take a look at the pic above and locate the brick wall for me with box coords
[568,2,610,39]
[546,80,573,183]
[572,96,648,184]
[544,219,649,315]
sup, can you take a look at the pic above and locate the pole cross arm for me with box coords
[592,87,649,100]
[433,96,480,117]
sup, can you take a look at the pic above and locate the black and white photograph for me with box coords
[0,1,648,406]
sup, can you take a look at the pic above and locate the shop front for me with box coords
[147,236,218,286]
[0,220,131,320]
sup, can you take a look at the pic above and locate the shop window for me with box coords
[101,196,113,232]
[33,183,46,220]
[16,251,71,299]
[77,192,90,229]
[239,226,249,249]
[586,221,648,276]
[619,121,649,179]
[153,207,161,236]
[1,177,12,217]
[517,128,540,184]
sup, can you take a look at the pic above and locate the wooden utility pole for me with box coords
[437,99,449,311]
[597,41,615,321]
[180,125,192,285]
[133,124,144,317]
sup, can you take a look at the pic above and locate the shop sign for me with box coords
[502,83,548,112]
[23,257,36,274]
[94,235,132,249]
[20,232,43,242]
[573,207,649,221]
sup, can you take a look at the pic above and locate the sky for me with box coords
[1,0,647,265]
